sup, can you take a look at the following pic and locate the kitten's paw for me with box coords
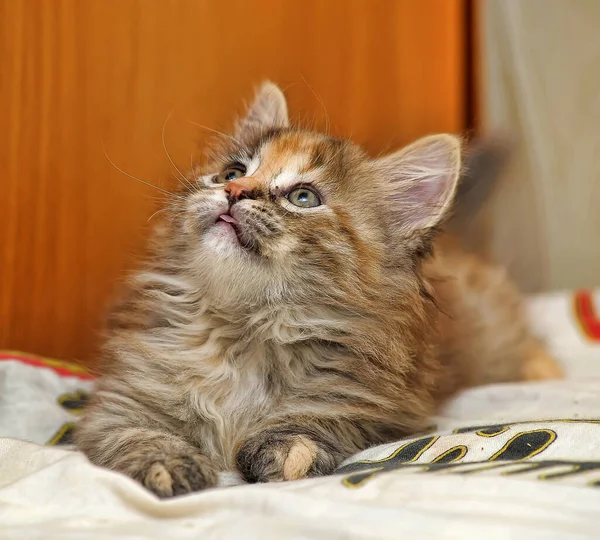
[522,344,563,381]
[134,453,218,498]
[236,431,336,483]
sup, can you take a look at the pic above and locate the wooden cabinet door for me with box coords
[0,0,467,363]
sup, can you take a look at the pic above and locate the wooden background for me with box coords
[0,0,468,363]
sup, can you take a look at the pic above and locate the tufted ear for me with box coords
[235,81,289,139]
[372,134,462,234]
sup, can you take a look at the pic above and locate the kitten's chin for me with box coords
[214,220,240,242]
[203,221,260,259]
[204,221,241,251]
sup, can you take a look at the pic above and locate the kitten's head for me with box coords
[172,82,461,308]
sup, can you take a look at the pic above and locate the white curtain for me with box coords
[482,0,600,292]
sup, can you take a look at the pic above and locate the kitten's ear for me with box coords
[373,134,462,233]
[235,81,289,139]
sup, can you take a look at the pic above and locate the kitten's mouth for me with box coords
[217,213,238,226]
[216,213,240,239]
[215,213,256,253]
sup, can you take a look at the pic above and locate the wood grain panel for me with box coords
[0,0,466,363]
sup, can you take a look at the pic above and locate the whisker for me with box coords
[162,111,195,191]
[188,120,241,145]
[148,195,174,203]
[170,172,193,191]
[301,75,330,135]
[189,153,201,185]
[101,142,183,199]
[147,207,170,223]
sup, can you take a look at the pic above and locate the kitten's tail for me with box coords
[447,135,513,235]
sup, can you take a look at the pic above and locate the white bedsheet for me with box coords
[1,289,600,538]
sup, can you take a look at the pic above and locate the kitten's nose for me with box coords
[224,176,260,200]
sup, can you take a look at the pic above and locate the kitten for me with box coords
[76,82,561,497]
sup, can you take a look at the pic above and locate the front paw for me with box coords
[132,453,218,498]
[236,431,336,483]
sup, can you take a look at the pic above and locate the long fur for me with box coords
[76,82,561,497]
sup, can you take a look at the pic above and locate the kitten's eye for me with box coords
[215,163,246,184]
[286,187,322,208]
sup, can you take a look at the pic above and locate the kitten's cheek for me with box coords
[183,192,229,233]
[182,205,228,236]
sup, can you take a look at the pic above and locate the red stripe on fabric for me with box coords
[0,353,94,380]
[574,290,600,342]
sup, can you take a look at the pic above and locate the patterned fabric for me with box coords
[0,351,92,446]
[339,420,600,489]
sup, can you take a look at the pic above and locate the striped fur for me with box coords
[76,82,561,497]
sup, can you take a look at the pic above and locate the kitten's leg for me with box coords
[430,237,563,391]
[235,420,362,483]
[76,391,218,497]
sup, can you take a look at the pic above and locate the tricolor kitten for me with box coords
[76,82,561,497]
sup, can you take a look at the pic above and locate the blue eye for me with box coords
[286,187,321,208]
[215,163,246,184]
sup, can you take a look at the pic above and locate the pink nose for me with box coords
[224,176,260,198]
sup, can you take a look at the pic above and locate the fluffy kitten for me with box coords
[76,82,561,497]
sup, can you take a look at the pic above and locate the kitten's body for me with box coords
[76,83,560,497]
